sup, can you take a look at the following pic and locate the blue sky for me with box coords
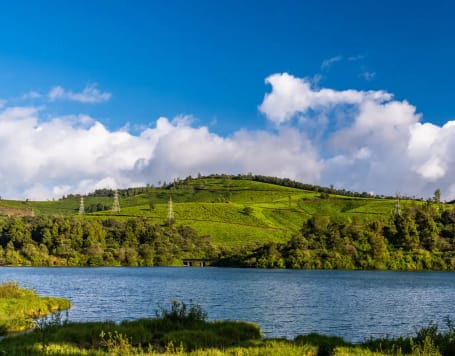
[0,0,455,199]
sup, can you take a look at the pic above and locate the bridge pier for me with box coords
[182,259,217,267]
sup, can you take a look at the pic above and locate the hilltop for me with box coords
[0,175,421,247]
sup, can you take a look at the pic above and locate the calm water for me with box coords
[1,267,454,342]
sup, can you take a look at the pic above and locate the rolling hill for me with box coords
[0,175,422,247]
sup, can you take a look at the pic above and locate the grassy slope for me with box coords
[0,282,71,334]
[0,177,423,247]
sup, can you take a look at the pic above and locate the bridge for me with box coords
[182,258,218,267]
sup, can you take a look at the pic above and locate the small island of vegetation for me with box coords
[0,281,70,334]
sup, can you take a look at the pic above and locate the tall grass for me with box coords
[0,281,70,334]
[2,299,454,355]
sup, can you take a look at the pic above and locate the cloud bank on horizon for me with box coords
[0,73,454,201]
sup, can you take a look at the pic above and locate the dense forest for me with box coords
[0,198,455,270]
[0,217,216,266]
[220,201,455,270]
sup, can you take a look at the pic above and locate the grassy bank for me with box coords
[1,300,454,355]
[0,281,71,334]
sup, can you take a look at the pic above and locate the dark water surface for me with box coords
[1,267,454,342]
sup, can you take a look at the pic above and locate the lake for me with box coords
[1,267,454,342]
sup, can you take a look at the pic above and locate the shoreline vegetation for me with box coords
[1,298,454,356]
[0,209,454,270]
[0,282,70,334]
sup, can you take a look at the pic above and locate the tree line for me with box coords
[1,201,454,270]
[218,202,455,270]
[0,217,216,266]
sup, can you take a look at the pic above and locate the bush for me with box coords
[156,300,207,324]
[241,206,253,215]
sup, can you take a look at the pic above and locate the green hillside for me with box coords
[0,175,420,247]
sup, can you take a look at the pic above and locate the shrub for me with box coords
[156,300,207,324]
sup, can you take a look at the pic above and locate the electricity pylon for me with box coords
[112,190,120,214]
[78,196,85,215]
[167,196,175,225]
[394,194,401,217]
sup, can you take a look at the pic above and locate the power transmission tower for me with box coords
[394,194,401,217]
[78,196,85,215]
[112,190,120,214]
[167,196,175,225]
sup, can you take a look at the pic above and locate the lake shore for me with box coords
[0,300,452,355]
[2,267,454,343]
[0,282,71,334]
[1,285,452,355]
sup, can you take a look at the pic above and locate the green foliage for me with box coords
[241,206,253,216]
[3,302,455,356]
[0,282,70,335]
[218,202,455,271]
[0,217,217,266]
[0,301,263,355]
[1,175,455,269]
[294,333,348,356]
[33,311,69,353]
[0,280,33,298]
[156,300,208,324]
[99,330,136,355]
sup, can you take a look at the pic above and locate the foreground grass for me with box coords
[0,322,450,356]
[0,281,71,334]
[1,300,455,355]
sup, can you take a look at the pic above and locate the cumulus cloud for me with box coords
[258,73,391,124]
[0,105,322,200]
[0,106,152,199]
[48,84,111,103]
[259,72,455,200]
[138,122,322,186]
[1,73,455,201]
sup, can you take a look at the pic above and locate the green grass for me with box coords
[0,282,71,334]
[0,318,450,355]
[0,176,431,247]
[0,298,451,355]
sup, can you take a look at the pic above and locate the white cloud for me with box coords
[0,106,322,200]
[1,73,455,201]
[22,91,42,100]
[258,73,455,200]
[321,55,343,70]
[362,71,376,80]
[259,73,391,124]
[138,124,322,186]
[0,99,6,108]
[48,84,111,103]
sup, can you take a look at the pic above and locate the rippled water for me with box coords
[1,267,454,342]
